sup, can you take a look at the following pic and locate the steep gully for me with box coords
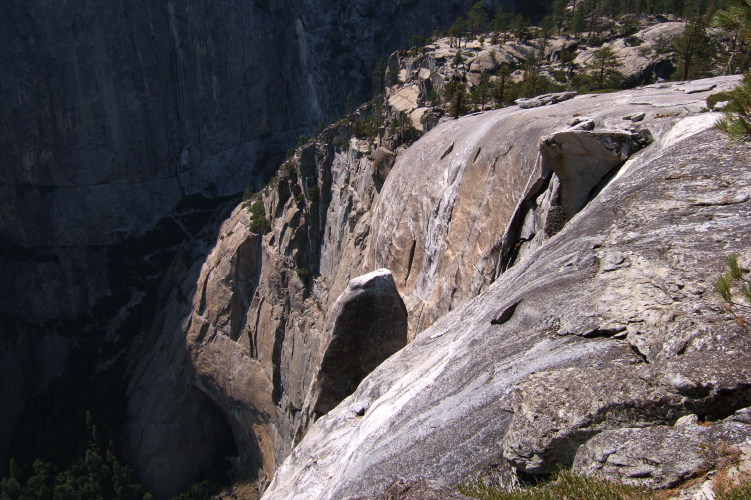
[129,76,745,497]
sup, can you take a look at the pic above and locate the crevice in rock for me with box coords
[500,129,654,276]
[440,143,454,160]
[539,129,653,219]
[271,316,287,407]
[688,385,751,421]
[630,344,650,364]
[473,147,482,164]
[405,240,417,283]
[501,173,556,273]
[491,301,521,326]
[582,325,627,338]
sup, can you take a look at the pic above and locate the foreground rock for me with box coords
[574,410,751,488]
[262,79,751,499]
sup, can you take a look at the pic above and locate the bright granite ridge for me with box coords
[261,76,751,498]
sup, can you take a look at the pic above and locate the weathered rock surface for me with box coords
[503,352,751,475]
[575,21,686,88]
[128,76,744,498]
[574,411,751,488]
[127,133,389,497]
[261,77,751,499]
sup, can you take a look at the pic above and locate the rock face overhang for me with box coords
[262,79,751,499]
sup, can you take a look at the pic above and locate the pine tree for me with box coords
[570,6,587,38]
[586,46,624,89]
[450,16,469,48]
[717,70,751,140]
[674,16,714,81]
[453,49,464,66]
[493,64,514,106]
[552,0,567,35]
[715,0,751,141]
[539,16,554,58]
[468,2,489,37]
[445,81,470,118]
[511,14,530,42]
[473,72,492,109]
[493,6,513,43]
[519,53,543,97]
[713,3,751,74]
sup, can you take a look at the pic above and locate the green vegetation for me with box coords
[714,0,751,140]
[459,470,652,499]
[249,199,271,234]
[459,468,751,500]
[305,185,320,203]
[716,253,751,326]
[468,2,489,37]
[0,413,160,500]
[445,81,471,118]
[585,46,624,90]
[673,16,715,81]
[716,74,751,139]
[296,267,311,279]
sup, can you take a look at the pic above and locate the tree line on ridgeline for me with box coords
[352,0,747,129]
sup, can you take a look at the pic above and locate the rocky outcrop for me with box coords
[312,269,408,416]
[126,131,388,497]
[503,351,751,475]
[575,21,686,87]
[574,411,751,488]
[261,76,751,499]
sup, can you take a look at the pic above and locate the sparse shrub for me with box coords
[427,89,441,105]
[716,74,751,141]
[249,200,271,234]
[296,267,311,279]
[715,253,751,326]
[305,185,320,203]
[459,469,653,499]
[453,49,464,66]
[699,440,742,473]
[242,184,255,202]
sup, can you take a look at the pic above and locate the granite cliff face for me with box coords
[127,74,749,498]
[262,77,751,498]
[0,0,497,482]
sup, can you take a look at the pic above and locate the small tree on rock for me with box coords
[586,46,624,90]
[445,81,470,118]
[673,16,714,81]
